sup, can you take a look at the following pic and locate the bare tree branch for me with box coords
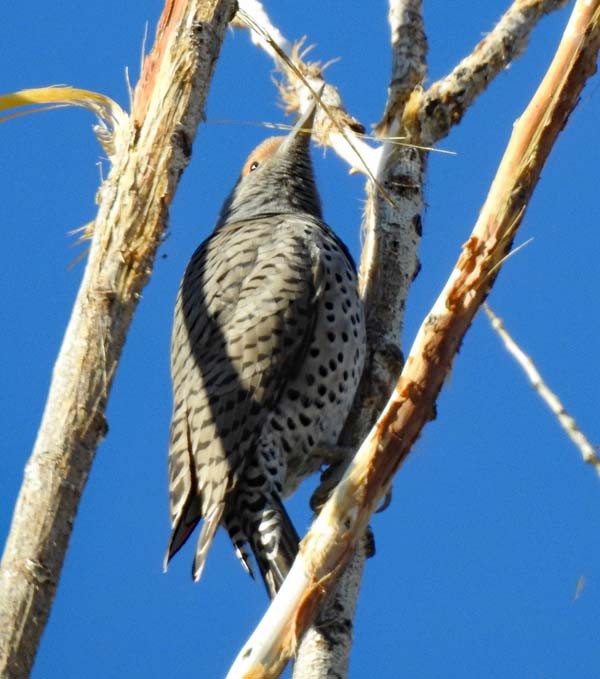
[226,1,600,676]
[295,2,427,674]
[379,0,427,128]
[234,3,425,677]
[485,304,600,476]
[0,2,236,677]
[232,1,576,677]
[292,536,371,679]
[414,0,570,144]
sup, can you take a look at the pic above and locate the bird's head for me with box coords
[216,99,322,226]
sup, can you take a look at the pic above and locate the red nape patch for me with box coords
[241,137,285,176]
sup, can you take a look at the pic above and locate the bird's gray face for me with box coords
[215,109,323,227]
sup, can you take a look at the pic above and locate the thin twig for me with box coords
[484,304,600,476]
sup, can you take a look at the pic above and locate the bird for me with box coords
[165,98,366,598]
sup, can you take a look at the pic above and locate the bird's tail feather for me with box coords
[226,515,256,579]
[251,494,299,599]
[192,501,225,582]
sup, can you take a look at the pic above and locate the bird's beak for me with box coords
[279,92,319,155]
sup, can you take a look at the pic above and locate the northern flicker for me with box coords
[165,99,366,598]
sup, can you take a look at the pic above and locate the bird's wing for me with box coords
[166,216,322,570]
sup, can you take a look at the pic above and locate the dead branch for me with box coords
[233,3,424,677]
[226,1,600,676]
[294,2,427,677]
[0,2,236,677]
[413,0,570,144]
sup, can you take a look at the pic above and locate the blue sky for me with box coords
[2,2,599,677]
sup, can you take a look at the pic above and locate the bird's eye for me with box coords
[249,161,260,172]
